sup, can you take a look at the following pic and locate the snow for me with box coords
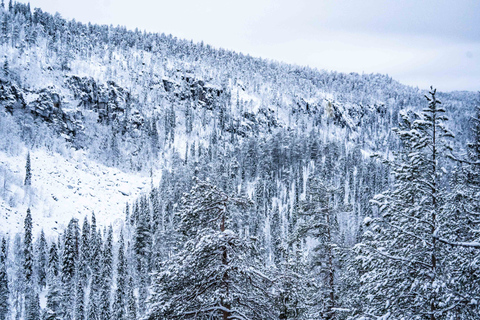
[363,216,373,225]
[0,148,151,239]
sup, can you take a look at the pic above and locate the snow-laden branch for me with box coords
[434,237,480,248]
[371,247,433,269]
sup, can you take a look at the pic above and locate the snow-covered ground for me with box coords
[0,148,152,239]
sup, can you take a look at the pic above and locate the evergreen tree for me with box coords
[146,179,276,319]
[296,176,342,319]
[270,205,284,265]
[12,234,24,320]
[358,88,453,319]
[46,242,62,319]
[275,247,310,320]
[24,209,36,319]
[78,216,90,288]
[126,276,136,320]
[25,151,32,186]
[0,238,8,320]
[25,292,40,320]
[86,288,99,320]
[24,208,33,284]
[75,279,85,320]
[435,98,480,317]
[2,58,8,78]
[113,230,126,320]
[90,212,98,266]
[87,214,102,320]
[62,219,79,320]
[36,230,47,289]
[133,196,151,314]
[99,226,113,320]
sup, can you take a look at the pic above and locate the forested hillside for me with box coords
[0,2,478,319]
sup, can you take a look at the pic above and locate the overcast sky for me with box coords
[19,0,480,92]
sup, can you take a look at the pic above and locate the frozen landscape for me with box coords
[0,1,479,320]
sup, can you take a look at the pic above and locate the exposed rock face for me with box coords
[0,76,144,144]
[0,79,82,140]
[65,76,131,124]
[0,79,26,113]
[162,73,224,108]
[27,89,83,139]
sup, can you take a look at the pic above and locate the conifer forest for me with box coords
[0,2,479,319]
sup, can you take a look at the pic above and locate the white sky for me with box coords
[19,0,480,92]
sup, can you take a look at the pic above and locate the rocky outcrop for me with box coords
[0,79,26,113]
[65,76,131,124]
[0,80,82,140]
[26,89,83,139]
[162,73,224,109]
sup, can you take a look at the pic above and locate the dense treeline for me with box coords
[1,92,479,319]
[0,1,479,319]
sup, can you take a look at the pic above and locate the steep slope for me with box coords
[0,3,476,239]
[0,148,151,237]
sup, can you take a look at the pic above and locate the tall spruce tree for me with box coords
[36,230,47,289]
[146,178,276,319]
[126,275,136,320]
[435,98,480,317]
[62,219,79,320]
[87,214,102,320]
[24,209,33,284]
[24,151,31,186]
[75,278,85,320]
[78,216,90,288]
[99,226,113,320]
[296,175,342,319]
[46,242,62,320]
[133,196,152,314]
[113,230,127,320]
[358,88,453,319]
[24,208,36,319]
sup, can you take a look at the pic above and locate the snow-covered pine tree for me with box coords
[146,178,276,320]
[275,245,310,320]
[295,175,342,319]
[124,202,130,227]
[133,195,152,313]
[87,213,102,320]
[24,208,36,319]
[99,226,113,320]
[90,212,98,266]
[74,277,85,320]
[24,151,31,186]
[36,229,47,289]
[0,238,8,320]
[270,204,284,265]
[358,88,453,319]
[78,216,90,288]
[150,188,164,269]
[436,98,480,317]
[62,218,79,320]
[113,229,126,320]
[25,292,40,320]
[12,234,24,320]
[45,242,62,319]
[24,208,33,284]
[126,275,136,320]
[86,289,99,320]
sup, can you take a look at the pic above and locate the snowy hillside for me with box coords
[0,148,152,238]
[0,3,478,320]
